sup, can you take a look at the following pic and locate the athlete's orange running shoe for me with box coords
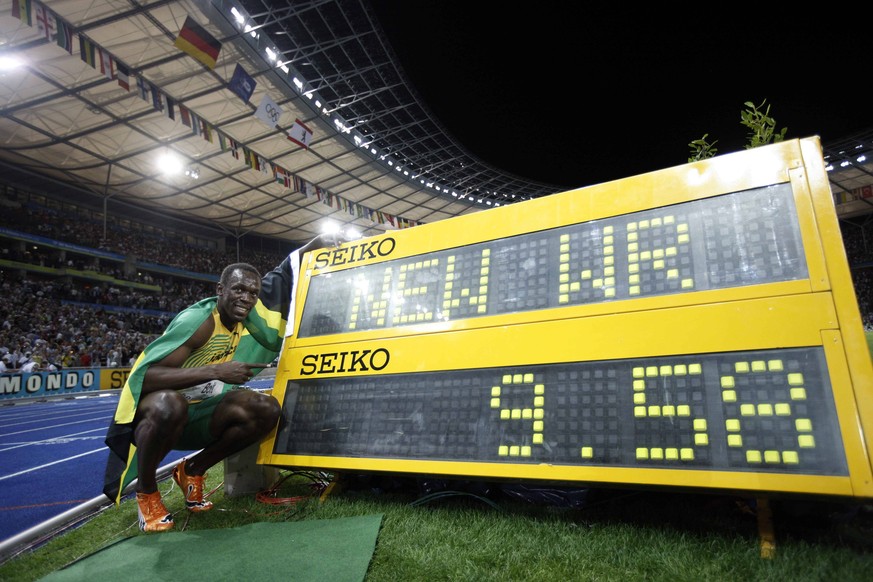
[172,459,214,512]
[136,491,174,532]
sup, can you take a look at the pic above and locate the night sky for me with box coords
[367,2,871,190]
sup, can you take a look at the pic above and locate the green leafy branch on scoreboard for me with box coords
[688,99,789,162]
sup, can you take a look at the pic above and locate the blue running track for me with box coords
[0,393,188,544]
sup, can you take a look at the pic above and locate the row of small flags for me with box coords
[10,2,420,231]
[834,184,873,204]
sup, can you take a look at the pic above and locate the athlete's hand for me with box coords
[216,361,272,384]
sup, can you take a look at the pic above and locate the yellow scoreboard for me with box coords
[260,137,873,499]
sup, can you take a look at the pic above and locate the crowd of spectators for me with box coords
[1,194,292,372]
[2,191,873,374]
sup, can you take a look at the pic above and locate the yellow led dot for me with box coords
[721,376,735,388]
[746,450,762,463]
[534,396,544,407]
[790,387,807,400]
[604,276,615,286]
[795,418,812,432]
[675,221,686,231]
[559,273,569,283]
[604,225,614,234]
[640,251,652,261]
[581,269,592,279]
[603,235,614,245]
[634,393,646,404]
[693,419,707,431]
[735,362,750,373]
[627,223,638,231]
[636,447,648,459]
[633,367,645,378]
[349,323,357,329]
[498,446,508,456]
[640,220,650,229]
[694,433,709,445]
[666,448,679,460]
[628,253,639,263]
[581,447,593,459]
[502,374,512,383]
[522,409,532,419]
[667,269,678,279]
[634,406,646,417]
[560,243,570,252]
[560,263,569,273]
[751,361,766,372]
[659,365,672,376]
[740,404,756,416]
[534,409,544,419]
[533,382,543,393]
[511,409,521,419]
[629,286,640,295]
[662,405,675,416]
[678,234,690,244]
[559,253,569,263]
[628,262,638,273]
[533,420,543,432]
[559,294,569,304]
[604,256,614,266]
[570,282,580,292]
[646,366,658,377]
[783,451,799,464]
[512,374,522,383]
[593,278,603,288]
[628,232,638,242]
[560,234,569,243]
[500,410,510,419]
[451,299,460,307]
[628,242,639,252]
[674,365,687,375]
[653,259,665,269]
[482,249,490,257]
[677,405,691,416]
[680,448,694,460]
[798,435,816,448]
[648,405,661,417]
[604,267,615,276]
[689,364,702,374]
[768,360,783,372]
[443,291,452,299]
[490,397,500,408]
[757,404,774,416]
[727,434,743,447]
[681,278,694,289]
[470,296,478,304]
[726,419,740,431]
[764,450,781,464]
[629,274,640,284]
[604,288,616,298]
[788,373,804,386]
[604,246,614,255]
[650,448,664,460]
[774,403,790,416]
[722,390,736,402]
[665,246,677,256]
[653,248,664,259]
[521,446,532,457]
[509,446,519,456]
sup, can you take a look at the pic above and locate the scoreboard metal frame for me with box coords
[259,137,873,499]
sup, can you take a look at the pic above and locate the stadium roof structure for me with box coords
[1,0,872,247]
[0,0,567,246]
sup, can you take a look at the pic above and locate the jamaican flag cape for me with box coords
[102,255,296,504]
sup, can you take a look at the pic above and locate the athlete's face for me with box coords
[217,269,261,324]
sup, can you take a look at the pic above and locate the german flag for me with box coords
[174,16,222,69]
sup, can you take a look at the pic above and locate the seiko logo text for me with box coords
[299,348,390,376]
[313,237,396,269]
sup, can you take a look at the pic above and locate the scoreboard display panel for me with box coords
[260,137,873,499]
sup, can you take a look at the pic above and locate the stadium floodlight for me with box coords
[156,151,184,176]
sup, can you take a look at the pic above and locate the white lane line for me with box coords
[0,427,107,453]
[0,417,110,438]
[0,448,107,481]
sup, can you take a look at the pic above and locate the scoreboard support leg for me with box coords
[757,497,776,558]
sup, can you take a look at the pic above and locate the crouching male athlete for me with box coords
[102,234,340,532]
